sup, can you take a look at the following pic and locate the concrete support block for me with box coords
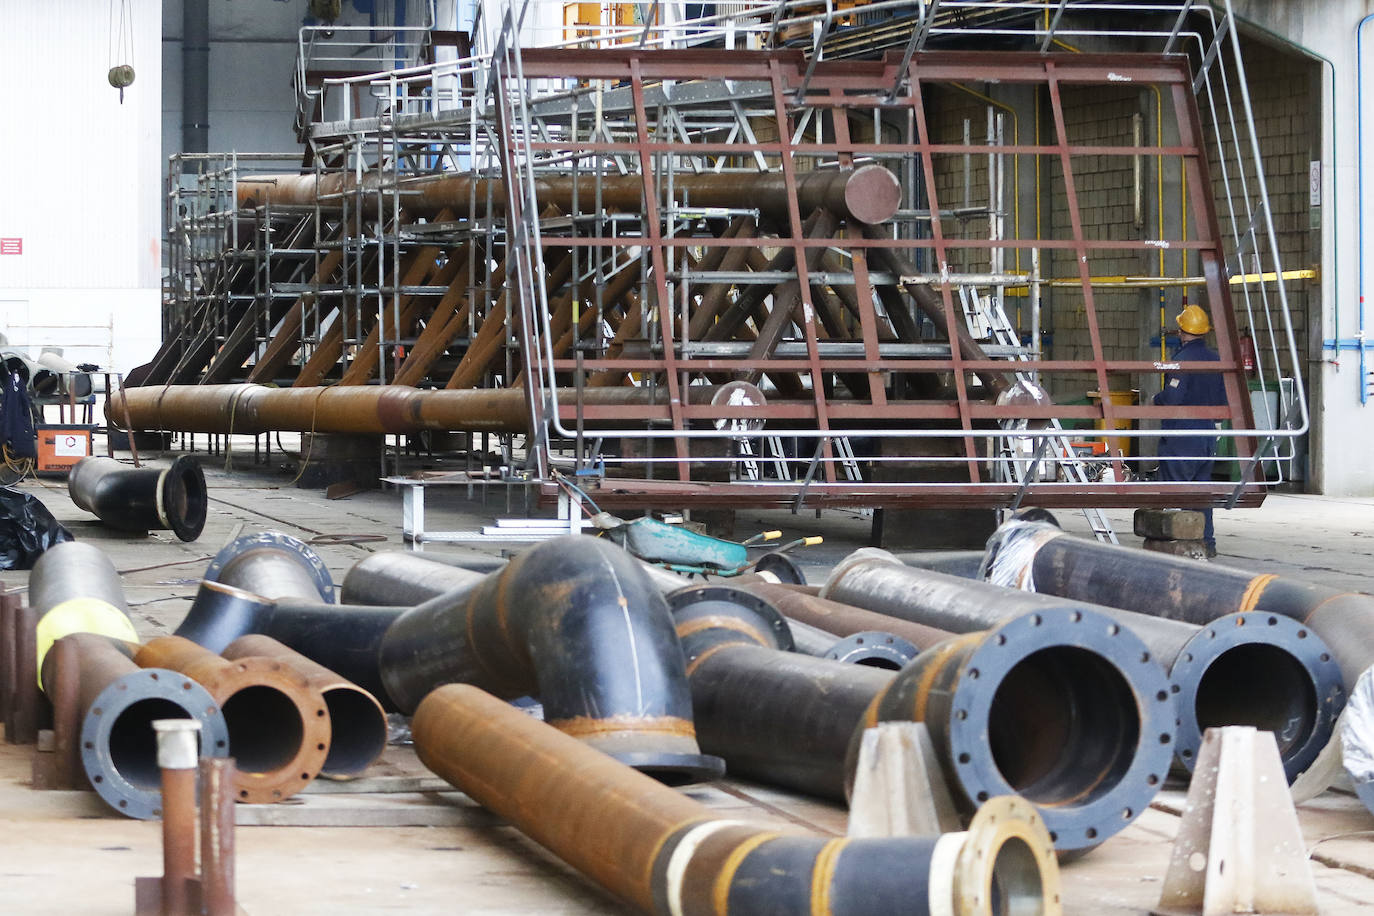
[296,434,382,489]
[847,722,961,838]
[1142,538,1209,560]
[1153,726,1319,916]
[1134,509,1206,541]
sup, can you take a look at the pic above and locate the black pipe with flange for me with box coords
[67,456,207,542]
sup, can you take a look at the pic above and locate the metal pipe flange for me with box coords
[203,532,334,603]
[823,631,918,670]
[80,668,229,820]
[1168,611,1345,780]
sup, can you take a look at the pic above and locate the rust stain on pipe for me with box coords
[135,636,330,803]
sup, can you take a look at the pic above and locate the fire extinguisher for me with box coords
[1239,329,1257,378]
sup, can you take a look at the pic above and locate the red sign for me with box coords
[0,238,21,255]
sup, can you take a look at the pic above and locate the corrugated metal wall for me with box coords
[0,0,161,370]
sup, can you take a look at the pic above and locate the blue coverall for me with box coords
[1152,336,1227,549]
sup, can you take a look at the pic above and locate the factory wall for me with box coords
[0,0,163,373]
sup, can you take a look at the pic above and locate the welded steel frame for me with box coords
[490,46,1264,509]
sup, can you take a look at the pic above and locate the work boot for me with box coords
[1205,544,1218,559]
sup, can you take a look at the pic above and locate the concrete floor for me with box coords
[2,443,1373,914]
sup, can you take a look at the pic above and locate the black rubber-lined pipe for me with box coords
[378,535,723,783]
[983,516,1374,694]
[340,551,486,606]
[174,579,404,706]
[202,532,334,603]
[67,456,207,542]
[29,541,140,690]
[414,683,1061,916]
[42,633,229,819]
[826,550,1344,780]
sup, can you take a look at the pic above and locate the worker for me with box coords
[1153,304,1226,557]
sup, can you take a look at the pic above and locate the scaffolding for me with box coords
[145,0,1306,513]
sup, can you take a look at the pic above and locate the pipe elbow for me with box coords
[380,535,723,783]
[67,456,207,541]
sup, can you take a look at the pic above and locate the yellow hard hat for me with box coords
[1175,304,1210,335]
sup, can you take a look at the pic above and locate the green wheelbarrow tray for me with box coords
[596,515,751,574]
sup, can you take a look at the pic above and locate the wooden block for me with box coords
[1134,508,1205,541]
[1153,726,1319,916]
[1143,538,1208,560]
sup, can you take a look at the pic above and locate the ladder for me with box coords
[959,286,1118,544]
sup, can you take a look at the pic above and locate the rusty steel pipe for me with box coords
[46,635,83,788]
[236,165,902,226]
[199,756,238,916]
[414,683,1060,916]
[223,635,387,778]
[0,590,17,737]
[109,383,730,437]
[826,549,1344,781]
[739,580,955,651]
[377,535,723,783]
[12,605,42,745]
[40,633,228,818]
[153,718,200,916]
[67,456,208,542]
[135,636,331,803]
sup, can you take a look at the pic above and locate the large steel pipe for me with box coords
[134,636,331,803]
[847,609,1174,853]
[237,165,902,226]
[671,584,891,798]
[29,541,140,687]
[340,551,486,607]
[223,635,387,778]
[414,683,1061,916]
[201,532,334,603]
[42,633,229,819]
[67,456,207,542]
[739,580,954,651]
[109,383,729,437]
[174,580,404,705]
[984,516,1374,692]
[377,535,723,783]
[825,550,1344,780]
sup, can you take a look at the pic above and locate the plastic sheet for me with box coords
[0,487,74,570]
[1342,666,1374,795]
[978,514,1063,591]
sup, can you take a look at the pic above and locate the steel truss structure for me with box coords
[144,1,1304,513]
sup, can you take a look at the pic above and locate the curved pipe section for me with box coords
[223,634,387,778]
[135,635,331,803]
[847,609,1175,854]
[414,683,1061,916]
[174,579,404,705]
[341,551,486,606]
[67,456,207,542]
[29,541,139,687]
[378,535,723,783]
[42,633,229,819]
[203,532,334,603]
[826,550,1344,780]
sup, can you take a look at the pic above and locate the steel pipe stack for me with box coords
[983,516,1374,693]
[134,636,330,803]
[67,456,208,542]
[670,584,1172,853]
[825,549,1344,780]
[413,683,1062,916]
[377,535,724,783]
[42,633,229,819]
